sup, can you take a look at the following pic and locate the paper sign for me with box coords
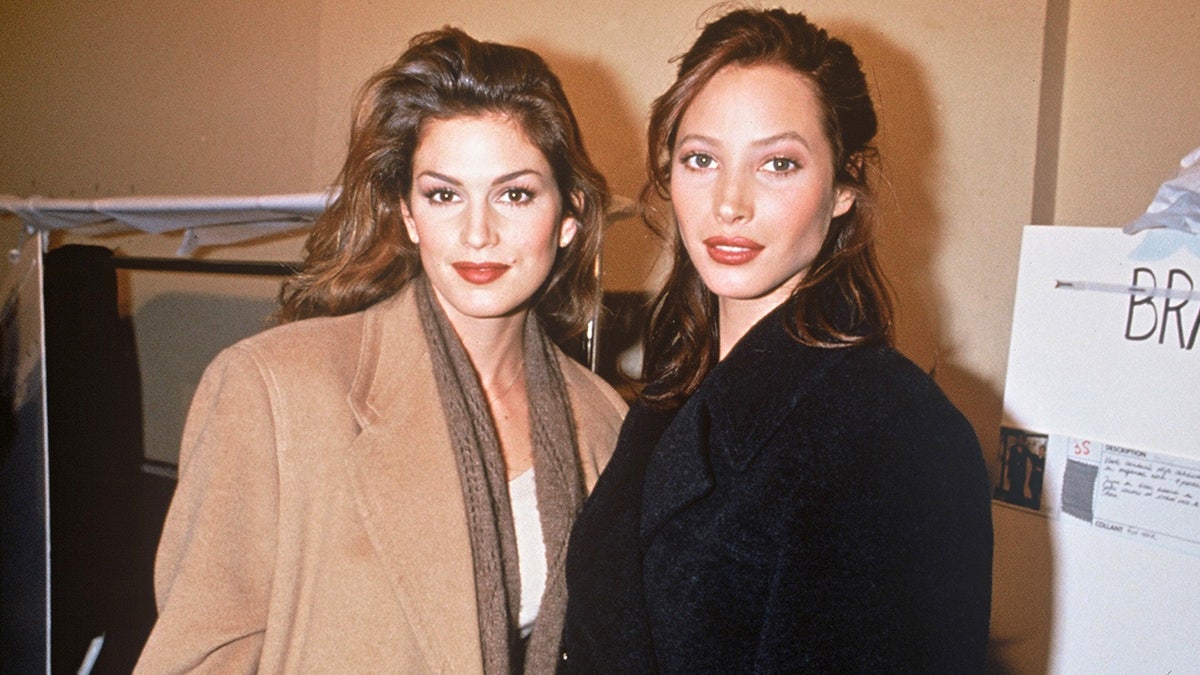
[1000,226,1200,554]
[1061,435,1199,555]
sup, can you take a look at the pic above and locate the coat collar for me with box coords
[640,308,849,542]
[341,286,483,672]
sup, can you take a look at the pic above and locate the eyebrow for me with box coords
[676,131,812,152]
[414,168,545,186]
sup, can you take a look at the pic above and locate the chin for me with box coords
[698,274,766,300]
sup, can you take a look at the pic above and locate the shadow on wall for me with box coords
[828,20,948,372]
[826,22,1046,674]
[531,42,666,294]
[832,19,1006,444]
[535,43,645,208]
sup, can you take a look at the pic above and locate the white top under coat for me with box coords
[509,467,545,637]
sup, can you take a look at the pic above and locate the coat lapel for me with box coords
[705,318,849,471]
[342,289,482,672]
[640,311,850,542]
[639,393,713,542]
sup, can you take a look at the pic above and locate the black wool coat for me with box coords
[560,309,993,673]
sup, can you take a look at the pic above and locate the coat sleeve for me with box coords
[754,381,993,673]
[134,345,280,674]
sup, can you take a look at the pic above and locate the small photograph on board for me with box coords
[995,426,1048,513]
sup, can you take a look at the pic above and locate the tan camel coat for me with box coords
[134,286,626,673]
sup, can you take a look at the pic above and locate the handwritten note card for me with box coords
[1061,436,1200,556]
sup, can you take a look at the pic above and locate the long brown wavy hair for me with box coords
[277,27,609,342]
[641,7,894,409]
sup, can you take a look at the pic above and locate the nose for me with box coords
[715,170,752,225]
[461,202,499,249]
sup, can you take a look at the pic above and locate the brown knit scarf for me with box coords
[415,275,583,674]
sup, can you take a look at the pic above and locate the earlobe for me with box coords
[401,201,420,244]
[559,190,584,248]
[559,216,579,248]
[832,187,855,219]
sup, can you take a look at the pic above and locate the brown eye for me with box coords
[499,187,534,204]
[425,188,459,204]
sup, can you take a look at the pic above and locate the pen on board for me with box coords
[1054,279,1200,302]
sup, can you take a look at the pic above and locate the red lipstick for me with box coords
[452,262,510,284]
[703,236,764,265]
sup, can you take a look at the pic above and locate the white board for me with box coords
[999,225,1199,673]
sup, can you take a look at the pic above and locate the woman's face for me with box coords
[402,113,576,326]
[669,63,853,315]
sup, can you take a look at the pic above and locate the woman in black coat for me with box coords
[560,8,993,673]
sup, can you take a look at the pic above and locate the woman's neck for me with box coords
[717,293,785,359]
[440,302,533,479]
[439,304,527,392]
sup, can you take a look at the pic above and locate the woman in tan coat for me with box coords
[135,28,625,673]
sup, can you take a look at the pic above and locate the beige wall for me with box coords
[3,2,1198,672]
[1054,0,1200,226]
[0,0,1052,440]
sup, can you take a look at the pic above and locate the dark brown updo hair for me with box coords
[641,7,893,408]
